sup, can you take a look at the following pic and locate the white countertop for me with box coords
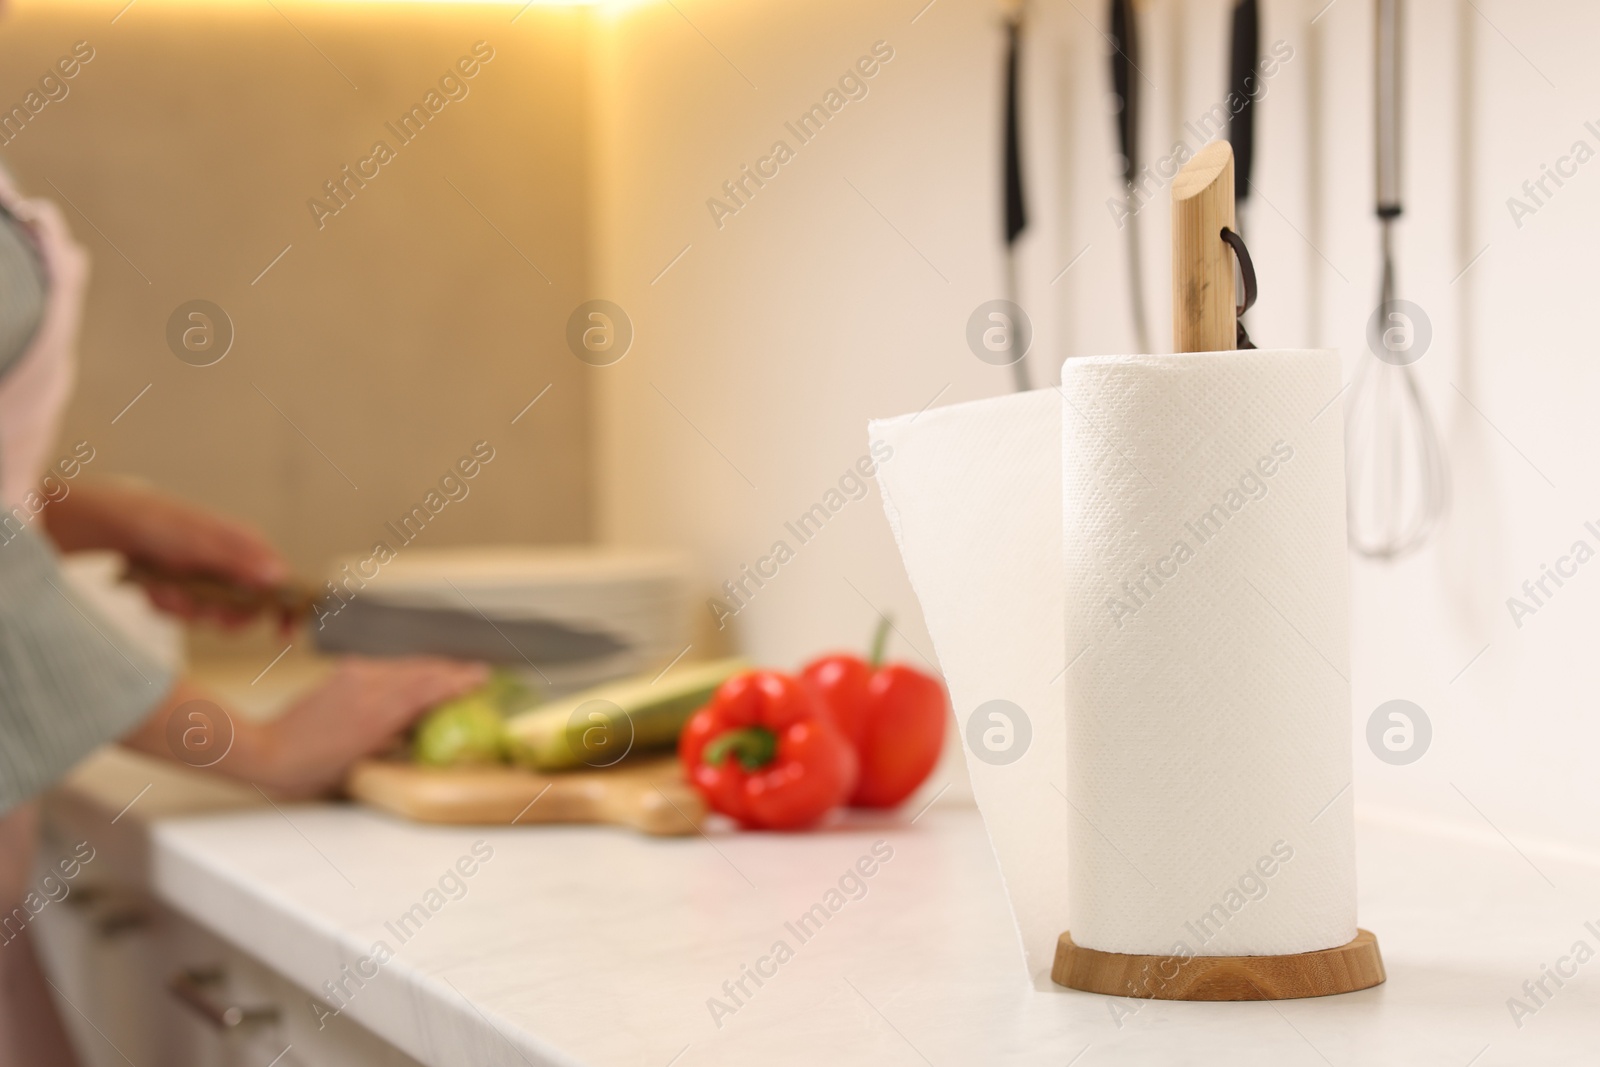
[42,741,1600,1067]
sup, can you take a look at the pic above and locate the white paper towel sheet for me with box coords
[870,390,1069,977]
[1061,350,1354,957]
[871,349,1358,975]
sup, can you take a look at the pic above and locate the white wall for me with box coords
[589,0,1005,666]
[592,0,1600,857]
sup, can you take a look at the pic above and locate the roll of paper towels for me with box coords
[871,390,1069,976]
[871,349,1357,976]
[1061,350,1355,956]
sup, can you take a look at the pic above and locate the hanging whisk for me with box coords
[1345,0,1448,559]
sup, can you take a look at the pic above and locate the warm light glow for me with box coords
[4,0,682,22]
[20,0,611,10]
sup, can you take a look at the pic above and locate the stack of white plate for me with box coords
[318,546,688,693]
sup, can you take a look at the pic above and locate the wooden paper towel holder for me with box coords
[1050,140,1385,1001]
[1052,930,1385,1001]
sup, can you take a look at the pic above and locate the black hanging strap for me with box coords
[1219,227,1257,350]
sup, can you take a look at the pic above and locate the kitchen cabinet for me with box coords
[34,837,423,1067]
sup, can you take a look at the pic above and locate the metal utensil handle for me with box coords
[1375,0,1403,216]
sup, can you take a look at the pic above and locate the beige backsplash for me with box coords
[0,0,596,660]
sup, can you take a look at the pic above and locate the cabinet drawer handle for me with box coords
[61,888,150,938]
[168,967,280,1029]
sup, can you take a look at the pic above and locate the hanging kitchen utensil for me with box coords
[1226,0,1258,343]
[1002,11,1031,390]
[1108,0,1150,354]
[1226,0,1259,226]
[1345,0,1448,559]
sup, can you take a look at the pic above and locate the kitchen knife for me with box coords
[121,559,629,664]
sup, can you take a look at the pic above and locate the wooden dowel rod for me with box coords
[1171,140,1237,353]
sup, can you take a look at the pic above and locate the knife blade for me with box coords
[120,559,629,664]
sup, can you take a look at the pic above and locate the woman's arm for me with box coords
[43,480,290,627]
[43,482,488,792]
[120,658,487,798]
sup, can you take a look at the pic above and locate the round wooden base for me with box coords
[1051,929,1385,1001]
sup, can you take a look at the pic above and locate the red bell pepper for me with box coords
[801,619,947,809]
[679,670,858,830]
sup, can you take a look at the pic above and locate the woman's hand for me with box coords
[124,658,490,798]
[255,657,490,796]
[44,480,291,627]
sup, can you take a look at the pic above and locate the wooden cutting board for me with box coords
[345,757,705,836]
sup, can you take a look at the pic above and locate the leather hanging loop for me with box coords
[1219,226,1257,350]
